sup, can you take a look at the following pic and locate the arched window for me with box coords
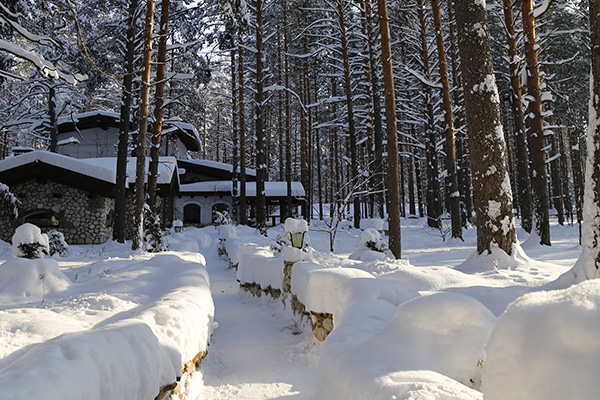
[183,204,201,225]
[24,211,59,228]
[212,203,230,224]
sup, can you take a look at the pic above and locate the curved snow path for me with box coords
[189,247,317,400]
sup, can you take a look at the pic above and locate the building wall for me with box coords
[0,179,114,245]
[57,127,120,159]
[174,195,233,226]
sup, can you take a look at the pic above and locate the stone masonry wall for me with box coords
[0,179,114,245]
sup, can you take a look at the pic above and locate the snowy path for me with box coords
[190,247,317,400]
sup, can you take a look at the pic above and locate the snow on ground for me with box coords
[0,228,215,400]
[186,231,317,399]
[0,216,593,399]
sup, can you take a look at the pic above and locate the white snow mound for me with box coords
[0,257,71,302]
[482,279,600,400]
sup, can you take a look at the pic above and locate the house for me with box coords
[0,151,178,244]
[54,110,201,159]
[0,112,305,244]
[176,159,305,226]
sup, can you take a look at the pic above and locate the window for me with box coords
[183,204,201,225]
[24,211,59,228]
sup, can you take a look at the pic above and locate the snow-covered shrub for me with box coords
[361,228,386,252]
[214,210,232,226]
[0,182,20,220]
[144,205,168,253]
[11,223,49,259]
[350,228,392,261]
[47,230,68,257]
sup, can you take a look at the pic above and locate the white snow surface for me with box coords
[0,216,595,400]
[0,230,215,400]
[482,279,600,399]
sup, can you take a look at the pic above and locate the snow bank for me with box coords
[0,251,214,400]
[237,252,285,290]
[322,278,419,356]
[0,257,71,303]
[482,280,600,400]
[218,224,237,241]
[455,242,532,273]
[318,369,482,400]
[318,292,493,399]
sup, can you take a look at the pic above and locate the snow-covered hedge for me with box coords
[0,252,214,400]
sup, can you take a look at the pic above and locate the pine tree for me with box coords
[454,0,516,255]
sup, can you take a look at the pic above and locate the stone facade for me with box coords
[0,179,114,245]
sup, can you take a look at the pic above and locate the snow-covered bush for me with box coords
[0,182,20,220]
[47,230,68,257]
[144,205,168,253]
[214,210,232,226]
[349,228,392,261]
[361,228,386,252]
[11,223,49,259]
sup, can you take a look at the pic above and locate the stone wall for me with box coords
[0,179,114,244]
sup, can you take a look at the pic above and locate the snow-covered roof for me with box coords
[180,180,305,197]
[56,110,119,127]
[162,120,201,152]
[0,151,178,193]
[180,159,257,177]
[80,157,179,186]
[0,150,115,184]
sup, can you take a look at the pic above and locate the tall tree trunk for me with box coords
[363,0,385,218]
[147,0,170,210]
[522,0,550,245]
[336,0,360,229]
[447,0,472,225]
[277,32,284,182]
[284,5,292,219]
[558,129,573,225]
[571,0,600,280]
[455,0,516,255]
[231,41,239,224]
[377,0,401,258]
[417,1,442,229]
[432,0,462,240]
[502,0,533,233]
[114,0,139,242]
[255,0,267,235]
[570,126,584,240]
[132,0,156,251]
[238,32,248,225]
